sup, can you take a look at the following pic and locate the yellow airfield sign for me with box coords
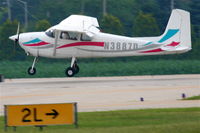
[5,103,77,127]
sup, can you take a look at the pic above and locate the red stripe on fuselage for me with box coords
[24,42,49,46]
[56,42,104,49]
[140,42,180,53]
[140,48,164,53]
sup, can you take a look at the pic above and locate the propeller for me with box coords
[15,23,20,44]
[10,23,20,55]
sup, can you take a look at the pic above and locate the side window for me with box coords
[60,32,70,39]
[81,34,92,41]
[60,32,78,40]
[68,32,78,40]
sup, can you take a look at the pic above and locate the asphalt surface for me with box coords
[0,75,200,115]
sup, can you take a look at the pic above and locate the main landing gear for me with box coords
[65,57,79,77]
[27,57,38,75]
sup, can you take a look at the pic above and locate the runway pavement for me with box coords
[0,74,200,115]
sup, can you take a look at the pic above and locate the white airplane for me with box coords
[9,9,191,77]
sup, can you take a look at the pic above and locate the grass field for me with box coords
[0,59,200,78]
[183,95,200,100]
[0,108,200,133]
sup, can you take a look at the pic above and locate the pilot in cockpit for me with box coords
[61,32,70,39]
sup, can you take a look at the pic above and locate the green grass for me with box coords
[0,108,200,133]
[183,95,200,100]
[0,59,200,78]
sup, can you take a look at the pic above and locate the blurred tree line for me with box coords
[0,0,199,61]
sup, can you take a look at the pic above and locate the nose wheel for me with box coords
[65,57,80,77]
[28,57,38,76]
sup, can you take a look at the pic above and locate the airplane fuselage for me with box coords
[17,31,177,59]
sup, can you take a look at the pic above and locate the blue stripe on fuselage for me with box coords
[158,29,179,43]
[23,38,41,44]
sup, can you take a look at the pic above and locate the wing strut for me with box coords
[53,30,60,56]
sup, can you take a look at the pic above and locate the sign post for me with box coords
[4,103,77,131]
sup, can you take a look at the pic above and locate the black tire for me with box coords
[74,64,79,74]
[65,67,75,77]
[28,67,36,75]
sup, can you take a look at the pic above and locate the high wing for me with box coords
[50,15,100,37]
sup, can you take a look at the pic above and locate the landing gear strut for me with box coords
[28,57,38,75]
[65,57,79,77]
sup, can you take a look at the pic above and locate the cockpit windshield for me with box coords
[45,29,55,38]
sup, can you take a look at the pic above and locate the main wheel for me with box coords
[65,67,75,77]
[28,67,36,75]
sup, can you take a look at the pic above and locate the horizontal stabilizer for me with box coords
[161,46,190,52]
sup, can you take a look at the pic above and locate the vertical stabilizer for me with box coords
[160,9,191,51]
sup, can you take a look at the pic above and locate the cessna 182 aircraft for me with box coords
[9,9,191,77]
